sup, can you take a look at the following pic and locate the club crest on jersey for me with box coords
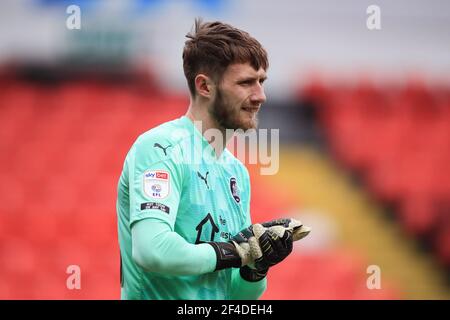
[229,177,240,203]
[143,170,170,199]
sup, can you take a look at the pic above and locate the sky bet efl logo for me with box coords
[145,171,168,179]
[143,170,170,199]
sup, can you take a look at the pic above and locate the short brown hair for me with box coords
[183,18,269,97]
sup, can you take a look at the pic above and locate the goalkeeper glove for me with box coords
[207,218,310,281]
[233,218,311,272]
[233,219,311,282]
[208,218,293,269]
[253,218,311,271]
[252,223,293,271]
[207,225,254,270]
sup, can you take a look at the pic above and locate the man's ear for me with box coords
[194,74,215,99]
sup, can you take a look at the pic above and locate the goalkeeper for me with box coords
[116,19,310,300]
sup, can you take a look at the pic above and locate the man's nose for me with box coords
[250,84,266,105]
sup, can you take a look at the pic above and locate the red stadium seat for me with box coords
[304,78,450,269]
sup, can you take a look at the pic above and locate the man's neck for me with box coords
[185,103,233,158]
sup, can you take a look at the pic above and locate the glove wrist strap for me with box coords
[208,242,241,271]
[240,265,268,282]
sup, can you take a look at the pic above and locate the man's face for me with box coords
[209,63,267,130]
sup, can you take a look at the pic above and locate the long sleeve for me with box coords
[132,217,217,275]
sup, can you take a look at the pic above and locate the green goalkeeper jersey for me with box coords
[117,115,254,299]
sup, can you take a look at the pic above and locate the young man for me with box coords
[116,19,295,300]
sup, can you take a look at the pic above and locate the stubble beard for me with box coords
[209,88,258,131]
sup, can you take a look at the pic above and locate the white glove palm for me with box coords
[232,218,311,267]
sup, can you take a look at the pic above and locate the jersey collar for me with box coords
[180,115,225,162]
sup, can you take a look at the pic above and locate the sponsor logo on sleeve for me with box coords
[143,170,170,199]
[140,202,170,214]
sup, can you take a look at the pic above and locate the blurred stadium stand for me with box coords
[298,77,450,269]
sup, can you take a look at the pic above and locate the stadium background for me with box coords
[0,0,449,299]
